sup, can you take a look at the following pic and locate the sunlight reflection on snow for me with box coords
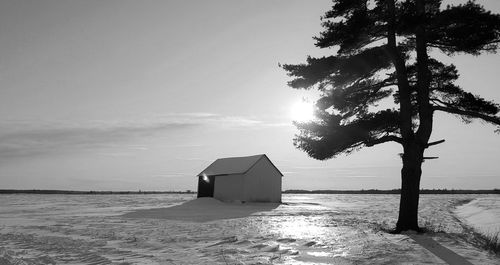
[277,217,328,238]
[307,251,330,257]
[332,250,348,258]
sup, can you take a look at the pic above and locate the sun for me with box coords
[290,100,315,122]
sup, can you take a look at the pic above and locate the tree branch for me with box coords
[365,135,403,147]
[348,77,394,94]
[433,105,500,125]
[430,97,452,107]
[428,40,500,49]
[426,139,445,148]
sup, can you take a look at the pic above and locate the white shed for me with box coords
[197,154,283,203]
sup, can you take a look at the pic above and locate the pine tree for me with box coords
[282,0,500,232]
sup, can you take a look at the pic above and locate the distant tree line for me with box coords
[0,189,196,195]
[283,189,500,194]
[2,189,498,195]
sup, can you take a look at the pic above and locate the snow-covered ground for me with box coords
[455,196,500,236]
[0,193,498,264]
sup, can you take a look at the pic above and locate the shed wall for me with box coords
[213,174,245,201]
[244,159,282,202]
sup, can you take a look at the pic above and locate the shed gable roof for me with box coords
[197,154,283,177]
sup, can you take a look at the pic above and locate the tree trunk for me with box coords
[395,142,424,232]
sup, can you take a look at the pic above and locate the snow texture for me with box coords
[454,196,500,236]
[0,194,499,264]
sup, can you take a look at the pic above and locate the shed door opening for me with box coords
[197,175,215,198]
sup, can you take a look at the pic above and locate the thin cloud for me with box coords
[156,112,264,127]
[0,121,194,159]
[0,113,268,161]
[97,152,136,157]
[152,173,193,178]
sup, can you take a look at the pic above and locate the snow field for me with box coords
[455,196,500,236]
[0,193,498,264]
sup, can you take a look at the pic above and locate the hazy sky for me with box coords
[1,0,499,191]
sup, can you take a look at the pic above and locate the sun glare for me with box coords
[291,100,315,122]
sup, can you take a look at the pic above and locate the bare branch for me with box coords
[426,139,445,148]
[433,105,500,125]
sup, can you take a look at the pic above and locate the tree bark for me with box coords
[395,141,424,232]
[415,0,434,146]
[386,0,414,141]
[387,0,431,233]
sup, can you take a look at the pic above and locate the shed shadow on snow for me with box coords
[122,197,280,222]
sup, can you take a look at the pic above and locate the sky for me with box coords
[1,0,499,191]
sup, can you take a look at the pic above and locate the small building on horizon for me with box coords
[197,154,283,203]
